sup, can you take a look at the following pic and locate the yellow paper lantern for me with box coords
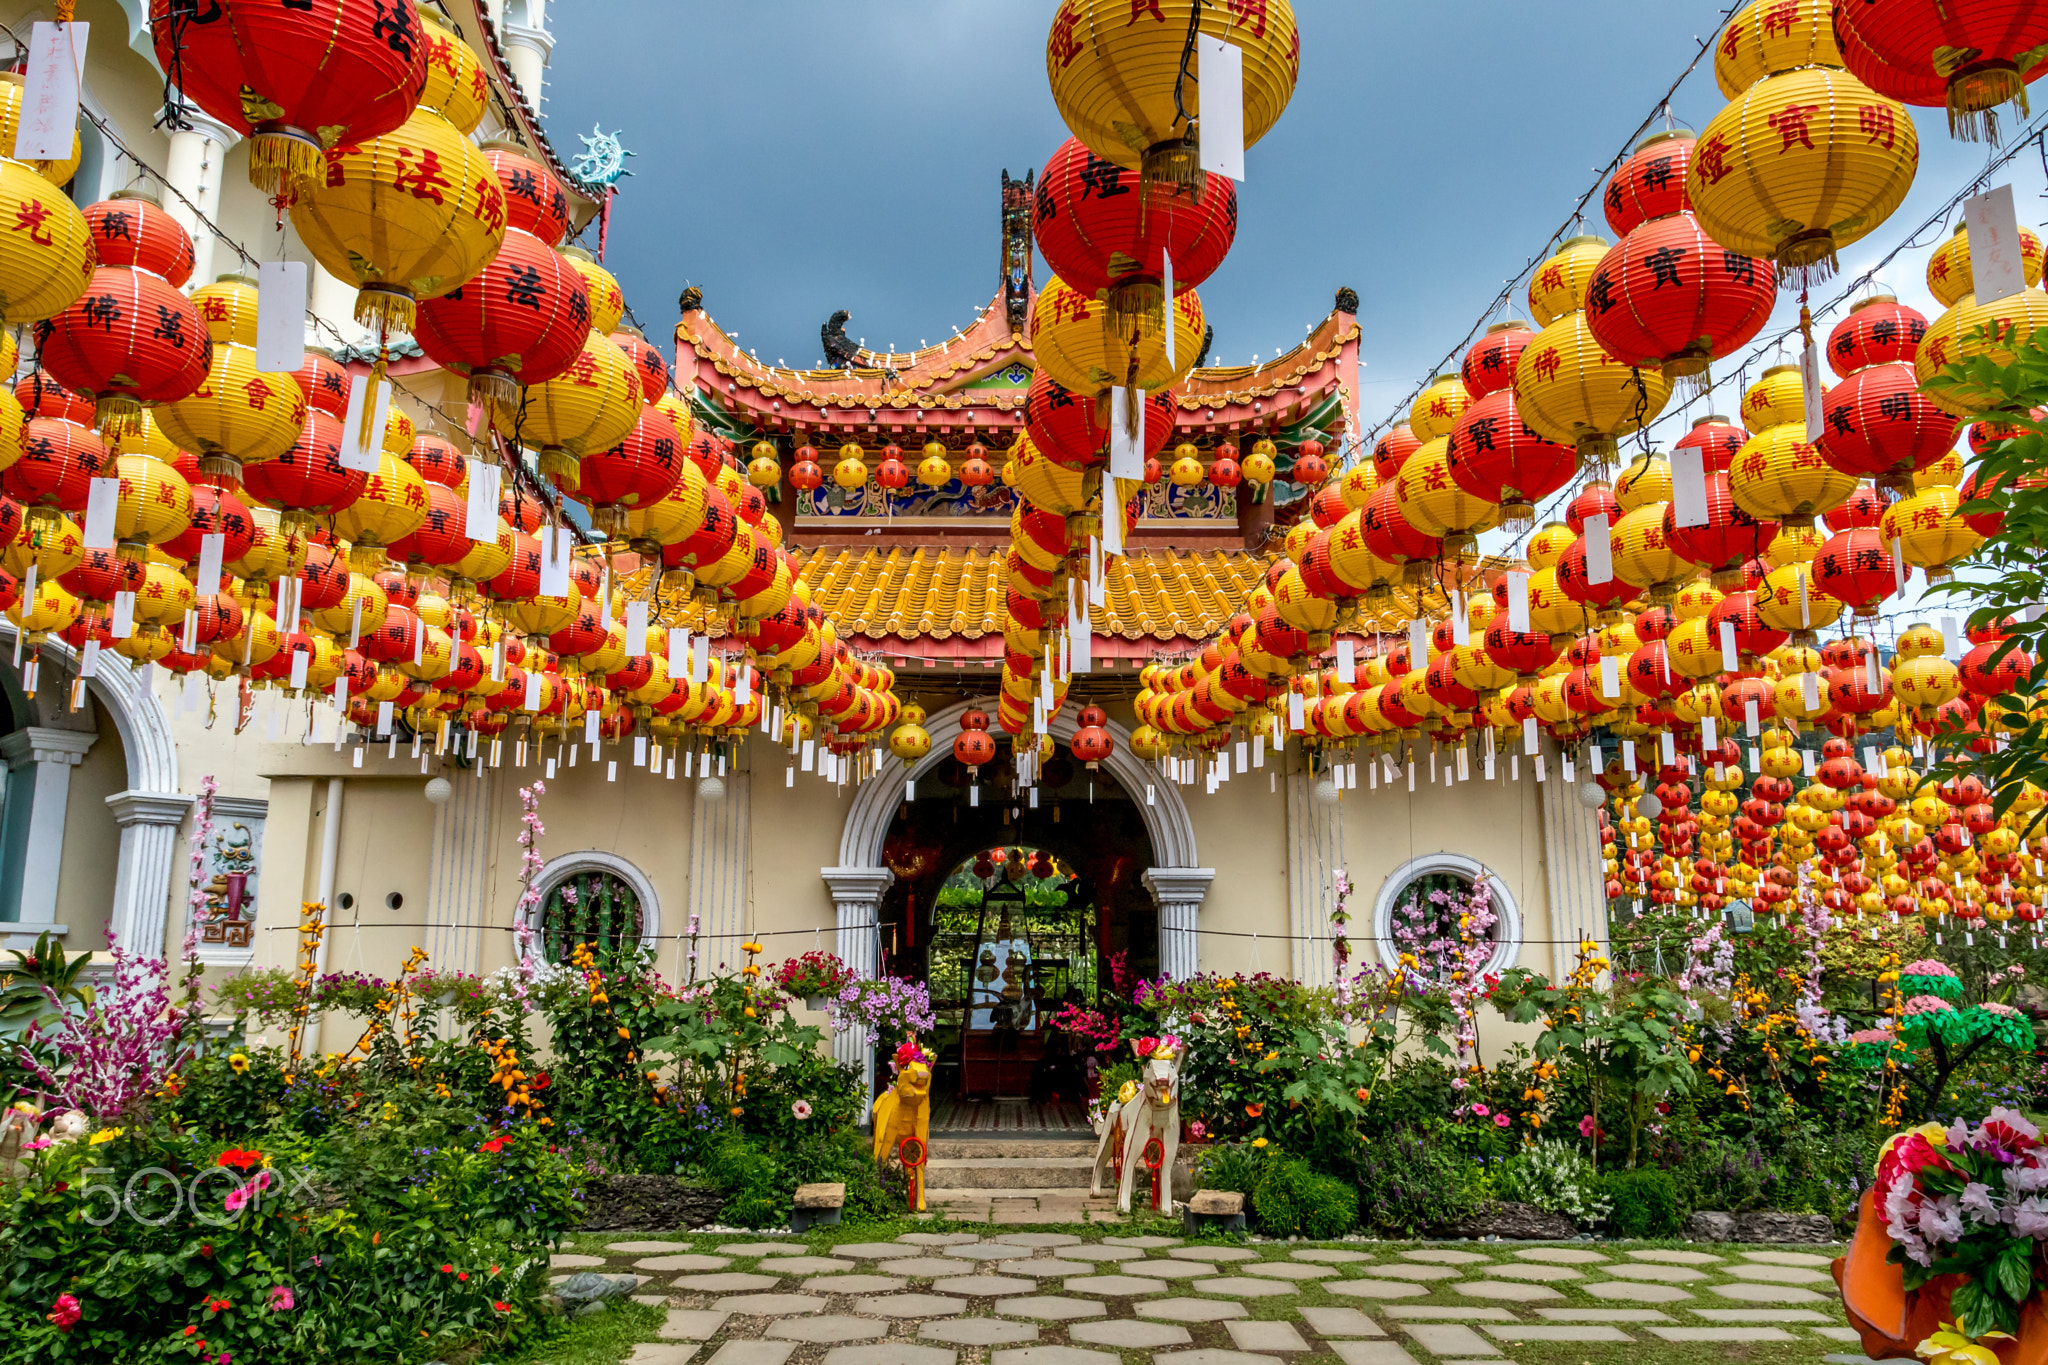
[508,590,578,640]
[1339,461,1378,510]
[332,452,429,572]
[1527,235,1610,327]
[0,158,94,324]
[625,467,710,555]
[111,409,182,463]
[1408,373,1471,443]
[7,575,77,647]
[383,405,416,455]
[1767,522,1824,564]
[4,511,82,580]
[561,246,625,337]
[1614,453,1673,512]
[1913,450,1964,490]
[1610,502,1690,597]
[1031,274,1203,394]
[132,557,196,628]
[833,443,870,491]
[1741,363,1811,431]
[1712,0,1840,97]
[1514,311,1671,471]
[1008,434,1091,516]
[310,572,388,639]
[492,331,641,489]
[418,8,489,136]
[154,323,309,484]
[1687,67,1918,282]
[1046,0,1299,181]
[1916,287,2048,417]
[1880,485,1982,582]
[1272,565,1336,635]
[1754,560,1843,637]
[747,441,780,487]
[215,608,283,669]
[1527,520,1575,570]
[1394,435,1500,544]
[1730,423,1857,526]
[290,109,508,332]
[110,454,194,557]
[1926,222,2046,309]
[451,518,514,588]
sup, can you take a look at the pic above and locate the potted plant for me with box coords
[773,950,854,1011]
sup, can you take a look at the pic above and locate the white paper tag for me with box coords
[1800,334,1826,442]
[1601,655,1620,699]
[1671,446,1709,528]
[734,665,751,705]
[1103,478,1125,558]
[465,460,502,541]
[1336,638,1356,680]
[289,646,309,690]
[338,376,392,473]
[624,599,648,656]
[376,700,394,736]
[1108,387,1145,479]
[1719,620,1739,672]
[12,22,87,161]
[82,476,119,550]
[1196,35,1245,180]
[1451,589,1470,646]
[1506,570,1531,634]
[79,638,98,677]
[110,589,134,638]
[1702,716,1718,749]
[1407,615,1427,662]
[255,261,308,372]
[1802,671,1821,710]
[1162,250,1175,367]
[523,670,542,710]
[1583,513,1613,584]
[1965,184,2028,305]
[667,626,687,675]
[691,633,709,685]
[538,526,572,596]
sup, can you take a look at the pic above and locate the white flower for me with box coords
[1917,1194,1965,1245]
[1961,1182,2000,1224]
[2012,1195,2048,1240]
[791,1100,812,1121]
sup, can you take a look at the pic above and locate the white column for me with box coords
[501,9,555,108]
[105,790,196,957]
[0,727,97,928]
[1286,772,1344,986]
[162,98,241,288]
[1540,741,1610,981]
[1142,867,1215,982]
[821,866,894,1100]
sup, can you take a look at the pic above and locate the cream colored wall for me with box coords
[53,701,123,943]
[1182,765,1292,978]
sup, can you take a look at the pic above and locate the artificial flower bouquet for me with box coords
[773,950,854,1005]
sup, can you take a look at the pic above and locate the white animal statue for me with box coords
[1090,1035,1183,1213]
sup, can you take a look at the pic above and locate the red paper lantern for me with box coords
[1372,425,1421,480]
[1603,130,1694,236]
[292,347,351,419]
[150,0,430,196]
[1673,414,1749,474]
[1023,368,1173,468]
[1485,619,1560,679]
[481,144,571,247]
[59,547,142,609]
[1445,388,1577,526]
[1661,470,1779,587]
[32,263,211,435]
[1070,704,1114,767]
[159,484,256,565]
[1360,483,1442,569]
[1827,294,1927,376]
[1815,361,1956,488]
[1291,441,1328,486]
[1584,213,1776,386]
[241,409,366,532]
[1708,590,1789,662]
[1556,533,1635,612]
[1209,455,1241,488]
[386,482,467,574]
[663,488,737,574]
[1833,1,2048,141]
[413,227,590,404]
[789,456,824,491]
[482,530,541,605]
[958,453,995,487]
[405,434,467,488]
[1460,323,1532,400]
[1812,526,1898,617]
[7,416,108,516]
[1566,480,1621,533]
[876,452,910,490]
[573,407,682,532]
[1824,483,1887,531]
[1033,136,1236,326]
[611,327,671,403]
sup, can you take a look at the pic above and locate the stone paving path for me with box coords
[552,1230,1873,1365]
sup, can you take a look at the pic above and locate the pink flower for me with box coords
[1579,1115,1597,1139]
[1471,1104,1490,1117]
[1494,1113,1511,1128]
[791,1100,813,1120]
[267,1286,294,1312]
[1189,1121,1206,1139]
[47,1293,81,1331]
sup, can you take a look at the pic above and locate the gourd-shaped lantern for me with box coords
[1729,365,1855,526]
[1070,703,1114,768]
[1816,293,1953,491]
[954,705,997,769]
[1515,236,1671,473]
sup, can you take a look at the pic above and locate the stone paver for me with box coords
[719,1242,807,1256]
[991,1349,1116,1365]
[1813,1327,1867,1343]
[1301,1305,1386,1336]
[1063,1274,1171,1297]
[758,1256,854,1275]
[1071,1320,1194,1348]
[1329,1344,1419,1365]
[897,1233,984,1246]
[1403,1250,1494,1265]
[1386,1307,1517,1321]
[551,1253,608,1268]
[1168,1245,1259,1262]
[996,1232,1084,1247]
[1486,1325,1633,1343]
[934,1275,1038,1297]
[1744,1250,1835,1267]
[624,1345,699,1365]
[1514,1247,1608,1263]
[1101,1235,1181,1247]
[999,1258,1094,1278]
[639,1254,740,1273]
[1228,1319,1311,1352]
[1725,1261,1830,1284]
[1157,1352,1292,1365]
[822,1346,953,1365]
[1244,1261,1339,1280]
[885,1257,982,1278]
[1371,1263,1461,1281]
[1484,1263,1582,1282]
[1064,1244,1146,1262]
[1137,1296,1249,1322]
[612,1240,698,1254]
[997,1295,1108,1322]
[1406,1324,1499,1356]
[949,1244,1025,1261]
[1133,1260,1220,1279]
[1709,1281,1827,1303]
[712,1293,826,1315]
[1295,1248,1373,1263]
[803,1274,906,1294]
[675,1272,782,1292]
[704,1345,796,1365]
[860,1293,967,1317]
[1584,1281,1693,1303]
[657,1309,731,1340]
[1602,1262,1704,1283]
[767,1315,885,1343]
[1627,1249,1722,1264]
[1694,1308,1832,1322]
[1649,1326,1795,1342]
[1327,1279,1428,1300]
[1824,1355,1917,1365]
[832,1242,913,1258]
[921,1316,1040,1346]
[1191,1275,1299,1297]
[1454,1280,1562,1302]
[1535,1308,1672,1322]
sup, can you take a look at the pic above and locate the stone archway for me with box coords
[826,700,1211,1079]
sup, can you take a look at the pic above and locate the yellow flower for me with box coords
[1252,1137,1268,1148]
[228,1053,249,1073]
[1918,1325,2010,1365]
[88,1128,123,1146]
[1117,1080,1138,1104]
[741,941,764,955]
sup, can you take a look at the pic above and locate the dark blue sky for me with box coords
[543,1,2015,450]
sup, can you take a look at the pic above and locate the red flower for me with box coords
[479,1136,510,1155]
[440,1264,454,1274]
[457,1272,469,1282]
[215,1148,264,1171]
[492,1301,512,1313]
[185,1327,199,1338]
[531,1072,551,1091]
[1875,1131,1956,1208]
[199,1244,213,1258]
[1245,1103,1263,1118]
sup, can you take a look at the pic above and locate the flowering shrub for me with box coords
[1495,1138,1613,1224]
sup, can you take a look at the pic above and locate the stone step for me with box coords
[928,1138,1098,1160]
[927,1185,1120,1201]
[927,1155,1099,1189]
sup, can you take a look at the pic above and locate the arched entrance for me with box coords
[826,700,1212,1102]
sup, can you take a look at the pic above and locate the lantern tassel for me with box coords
[1948,62,2026,143]
[1499,499,1535,535]
[353,286,417,338]
[357,350,389,454]
[1773,231,1838,292]
[468,368,520,408]
[1577,433,1619,476]
[246,126,323,199]
[1107,280,1166,345]
[538,445,579,491]
[1139,137,1202,203]
[1665,355,1712,398]
[95,394,143,440]
[591,503,628,536]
